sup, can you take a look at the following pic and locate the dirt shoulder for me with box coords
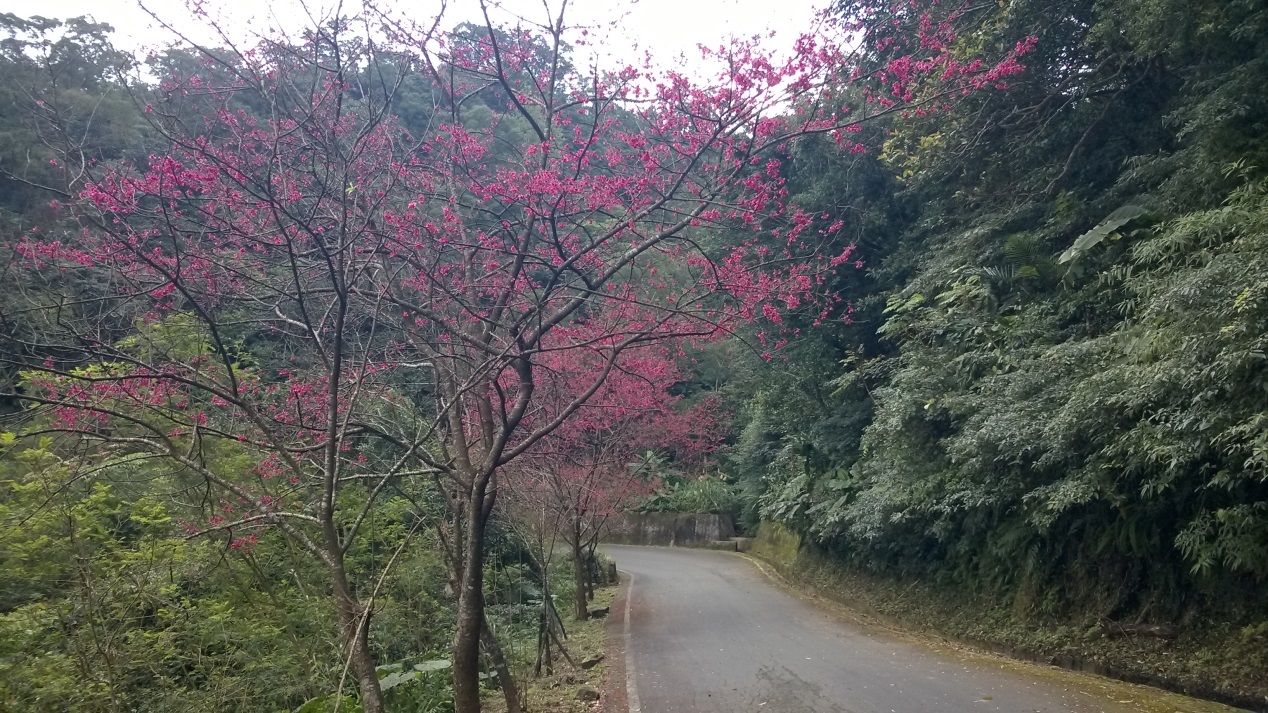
[599,574,630,713]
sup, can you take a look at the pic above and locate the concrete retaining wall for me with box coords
[751,520,802,567]
[603,512,735,547]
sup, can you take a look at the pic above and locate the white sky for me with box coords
[0,0,827,76]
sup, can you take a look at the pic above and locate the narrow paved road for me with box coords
[603,545,1238,713]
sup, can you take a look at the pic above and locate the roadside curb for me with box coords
[601,571,634,713]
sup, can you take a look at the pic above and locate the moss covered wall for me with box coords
[751,521,802,568]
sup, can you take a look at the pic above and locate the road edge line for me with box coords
[618,569,641,713]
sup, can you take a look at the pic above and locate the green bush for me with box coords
[637,476,740,517]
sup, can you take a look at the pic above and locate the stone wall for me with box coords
[602,512,735,547]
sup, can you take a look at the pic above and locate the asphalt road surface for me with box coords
[603,545,1238,713]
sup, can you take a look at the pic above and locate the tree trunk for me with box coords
[584,553,595,602]
[572,526,589,621]
[539,603,554,675]
[453,490,489,713]
[481,618,523,713]
[546,602,577,669]
[587,540,604,587]
[534,567,551,677]
[330,568,385,713]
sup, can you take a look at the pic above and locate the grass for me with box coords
[482,584,616,713]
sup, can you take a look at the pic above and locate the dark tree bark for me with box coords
[481,618,523,713]
[572,525,590,621]
[452,484,491,713]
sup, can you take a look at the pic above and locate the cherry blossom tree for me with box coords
[502,338,721,621]
[2,1,1033,710]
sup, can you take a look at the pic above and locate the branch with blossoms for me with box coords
[499,336,724,621]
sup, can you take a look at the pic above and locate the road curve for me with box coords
[602,545,1237,713]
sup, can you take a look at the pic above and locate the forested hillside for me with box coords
[1,0,1266,710]
[717,0,1268,699]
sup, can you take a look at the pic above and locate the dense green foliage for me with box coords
[3,0,1268,708]
[637,475,741,517]
[0,436,458,712]
[726,0,1268,627]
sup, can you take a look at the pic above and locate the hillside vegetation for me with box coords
[717,0,1268,700]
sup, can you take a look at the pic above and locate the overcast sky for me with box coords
[1,0,827,75]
